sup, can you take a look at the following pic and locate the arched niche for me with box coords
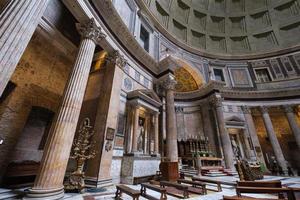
[173,59,205,92]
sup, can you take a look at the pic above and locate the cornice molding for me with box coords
[90,0,159,73]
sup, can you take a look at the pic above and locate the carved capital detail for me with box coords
[209,95,223,108]
[76,18,106,44]
[161,75,177,91]
[260,106,269,114]
[106,50,127,68]
[283,105,294,113]
[241,106,252,114]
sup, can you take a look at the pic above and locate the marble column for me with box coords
[260,106,287,171]
[210,95,235,169]
[162,75,178,162]
[154,112,159,155]
[26,19,105,199]
[242,106,267,165]
[0,0,49,96]
[283,105,300,149]
[131,105,140,153]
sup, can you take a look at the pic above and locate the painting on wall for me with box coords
[229,67,253,87]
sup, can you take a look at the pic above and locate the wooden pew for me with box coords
[177,179,207,195]
[192,177,222,192]
[237,180,282,188]
[236,180,284,199]
[223,195,286,200]
[141,183,167,200]
[236,187,296,200]
[115,185,140,200]
[160,181,189,199]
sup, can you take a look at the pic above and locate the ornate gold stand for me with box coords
[65,118,96,193]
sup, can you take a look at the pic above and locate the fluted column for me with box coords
[242,106,267,165]
[210,95,235,169]
[283,105,300,149]
[0,0,49,96]
[26,19,106,199]
[154,112,159,155]
[260,106,287,172]
[162,75,178,162]
[131,105,140,153]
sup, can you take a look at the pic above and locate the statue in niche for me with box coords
[230,135,241,159]
[137,118,145,152]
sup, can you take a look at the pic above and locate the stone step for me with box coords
[0,188,20,200]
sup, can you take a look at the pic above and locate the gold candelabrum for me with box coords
[65,118,96,193]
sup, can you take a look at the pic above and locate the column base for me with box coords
[24,186,64,200]
[85,177,113,188]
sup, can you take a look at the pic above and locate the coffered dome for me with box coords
[143,0,300,56]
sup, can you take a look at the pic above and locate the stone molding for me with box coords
[90,0,159,73]
[76,18,106,44]
[106,50,127,69]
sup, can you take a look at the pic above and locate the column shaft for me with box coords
[154,113,159,154]
[0,0,49,95]
[211,96,235,169]
[261,107,287,171]
[242,106,267,165]
[284,106,300,149]
[26,19,105,199]
[166,88,178,162]
[131,106,139,152]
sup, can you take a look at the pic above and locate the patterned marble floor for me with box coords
[1,176,299,199]
[88,175,300,200]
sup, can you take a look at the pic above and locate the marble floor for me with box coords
[1,176,299,199]
[86,175,300,200]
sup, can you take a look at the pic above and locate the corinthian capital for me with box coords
[209,95,223,108]
[76,18,106,44]
[259,106,269,114]
[160,75,177,91]
[283,105,294,113]
[106,50,127,68]
[241,106,252,114]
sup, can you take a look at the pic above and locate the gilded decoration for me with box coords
[174,67,199,92]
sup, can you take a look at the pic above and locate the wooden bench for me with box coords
[141,183,167,200]
[223,195,286,200]
[236,187,299,200]
[160,181,189,199]
[237,180,282,188]
[192,177,222,192]
[177,179,207,195]
[115,185,140,200]
[236,180,284,199]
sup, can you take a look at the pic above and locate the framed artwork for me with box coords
[106,127,115,141]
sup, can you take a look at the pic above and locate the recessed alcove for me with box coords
[172,19,187,41]
[192,10,207,31]
[191,30,206,49]
[253,31,278,51]
[209,16,225,33]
